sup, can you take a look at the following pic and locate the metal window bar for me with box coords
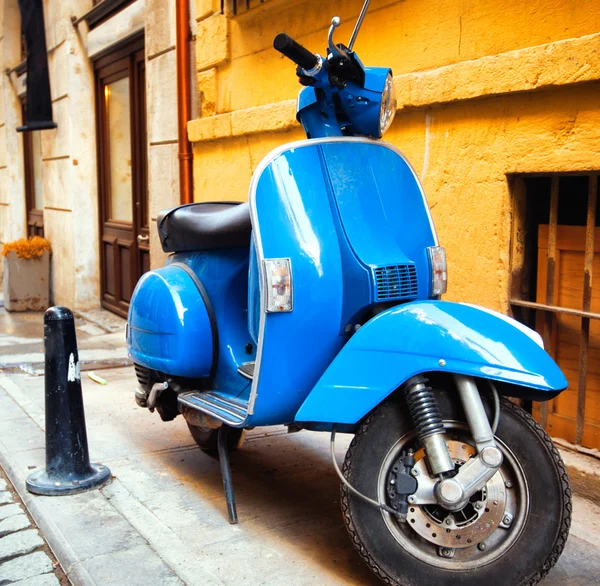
[221,0,265,15]
[510,173,599,446]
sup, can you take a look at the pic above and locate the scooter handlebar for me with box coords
[274,33,319,71]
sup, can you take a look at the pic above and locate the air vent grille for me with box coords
[373,264,418,302]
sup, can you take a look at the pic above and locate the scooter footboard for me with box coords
[128,265,214,378]
[294,300,567,425]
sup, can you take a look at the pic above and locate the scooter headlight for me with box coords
[264,258,293,312]
[379,73,397,135]
[427,246,447,297]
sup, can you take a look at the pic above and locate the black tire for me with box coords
[187,423,245,456]
[341,392,571,586]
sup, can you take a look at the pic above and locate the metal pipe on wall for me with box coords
[176,0,193,204]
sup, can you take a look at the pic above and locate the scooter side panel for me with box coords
[128,265,213,378]
[321,141,436,299]
[171,249,254,400]
[295,300,568,424]
[248,145,347,425]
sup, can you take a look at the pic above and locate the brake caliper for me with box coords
[386,450,418,521]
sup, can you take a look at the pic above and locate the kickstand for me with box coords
[217,425,239,524]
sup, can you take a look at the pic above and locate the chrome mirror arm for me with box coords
[327,17,346,59]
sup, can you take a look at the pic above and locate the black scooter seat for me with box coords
[157,201,252,252]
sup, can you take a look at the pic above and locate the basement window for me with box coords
[221,0,267,16]
[510,173,600,449]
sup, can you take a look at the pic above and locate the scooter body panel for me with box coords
[247,137,439,426]
[128,265,214,378]
[294,300,568,425]
[168,249,254,400]
[320,141,436,297]
[247,142,347,426]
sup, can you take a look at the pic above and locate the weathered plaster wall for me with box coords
[0,0,101,308]
[190,0,600,313]
[0,0,27,284]
[41,0,100,308]
[146,0,181,269]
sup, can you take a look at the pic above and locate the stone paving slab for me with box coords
[0,529,44,562]
[81,545,183,586]
[0,491,13,505]
[12,573,61,586]
[0,550,53,582]
[0,512,31,536]
[0,503,23,520]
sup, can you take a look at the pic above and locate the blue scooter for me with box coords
[128,2,571,584]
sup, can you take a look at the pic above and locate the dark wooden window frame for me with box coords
[75,0,137,30]
[21,103,44,237]
[510,172,600,446]
[221,0,266,16]
[94,33,148,317]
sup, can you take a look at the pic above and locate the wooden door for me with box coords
[536,224,600,448]
[95,36,149,318]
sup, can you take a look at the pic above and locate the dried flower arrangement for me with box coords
[2,236,52,259]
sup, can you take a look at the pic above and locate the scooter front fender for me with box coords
[295,300,567,425]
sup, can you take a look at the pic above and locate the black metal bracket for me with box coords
[217,425,238,524]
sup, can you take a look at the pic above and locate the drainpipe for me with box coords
[175,0,193,205]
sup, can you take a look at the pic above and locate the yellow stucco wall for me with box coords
[191,0,600,312]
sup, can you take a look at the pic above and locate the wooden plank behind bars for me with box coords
[536,224,600,448]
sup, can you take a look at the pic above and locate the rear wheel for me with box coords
[341,392,571,586]
[187,423,245,456]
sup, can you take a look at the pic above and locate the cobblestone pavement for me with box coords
[0,470,68,586]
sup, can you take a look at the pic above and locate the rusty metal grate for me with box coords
[221,0,265,16]
[510,173,600,447]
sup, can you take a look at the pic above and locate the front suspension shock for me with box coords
[404,376,455,476]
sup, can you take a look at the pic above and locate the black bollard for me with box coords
[26,307,111,496]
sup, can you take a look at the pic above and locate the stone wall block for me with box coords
[231,100,296,136]
[196,14,229,71]
[43,208,75,307]
[187,112,232,143]
[0,126,7,169]
[0,169,8,205]
[41,98,70,160]
[148,143,179,220]
[0,78,5,124]
[43,158,72,211]
[47,41,68,101]
[147,50,179,143]
[195,0,219,22]
[149,227,168,270]
[147,0,176,58]
[197,68,217,117]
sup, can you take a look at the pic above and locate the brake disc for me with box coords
[405,441,507,549]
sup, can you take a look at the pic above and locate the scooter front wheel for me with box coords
[340,392,571,586]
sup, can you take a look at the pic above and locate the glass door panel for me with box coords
[106,77,133,223]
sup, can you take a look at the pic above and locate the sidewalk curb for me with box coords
[0,444,97,586]
[557,445,600,507]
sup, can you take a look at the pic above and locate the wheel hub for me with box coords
[404,441,508,549]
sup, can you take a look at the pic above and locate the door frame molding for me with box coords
[94,32,147,317]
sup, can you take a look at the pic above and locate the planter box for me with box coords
[3,250,50,311]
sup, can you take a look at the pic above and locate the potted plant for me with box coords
[2,236,51,311]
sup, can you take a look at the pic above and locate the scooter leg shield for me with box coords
[127,265,214,378]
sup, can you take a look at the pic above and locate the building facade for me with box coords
[1,0,599,447]
[0,0,190,312]
[190,0,600,448]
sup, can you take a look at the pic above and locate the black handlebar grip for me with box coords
[273,33,319,71]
